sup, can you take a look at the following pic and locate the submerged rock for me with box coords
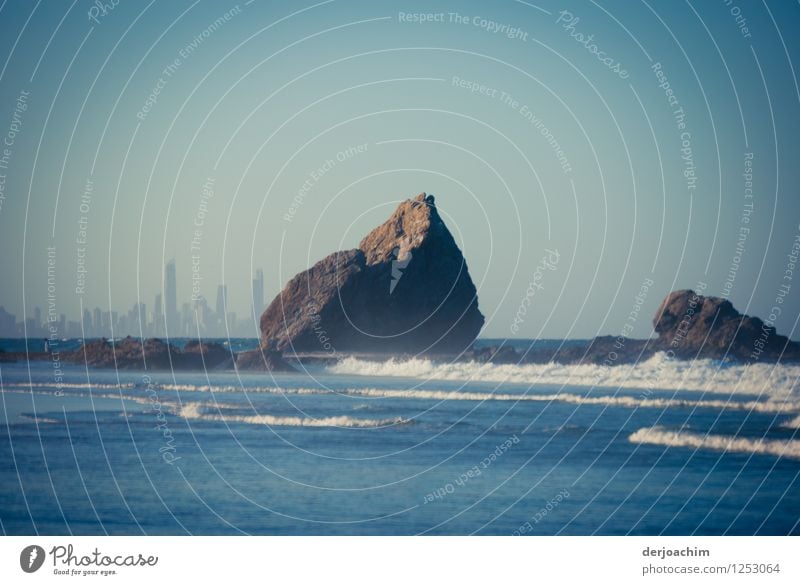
[62,337,235,370]
[234,348,296,372]
[260,193,485,354]
[63,337,176,370]
[182,339,235,368]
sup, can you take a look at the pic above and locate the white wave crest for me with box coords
[177,402,409,428]
[17,414,60,424]
[343,388,800,414]
[5,382,135,390]
[153,384,800,414]
[5,383,797,417]
[328,353,800,397]
[781,415,800,429]
[158,384,321,395]
[629,426,800,460]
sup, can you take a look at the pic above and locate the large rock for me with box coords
[651,289,800,361]
[260,193,484,354]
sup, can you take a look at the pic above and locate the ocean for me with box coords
[1,338,798,535]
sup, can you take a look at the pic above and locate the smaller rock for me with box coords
[182,339,234,369]
[63,337,176,369]
[652,290,800,361]
[62,337,234,370]
[235,348,296,372]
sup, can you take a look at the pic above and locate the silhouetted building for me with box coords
[0,306,15,336]
[165,260,178,335]
[153,293,163,336]
[252,269,264,323]
[216,284,228,325]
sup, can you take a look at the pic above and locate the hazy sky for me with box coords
[1,0,799,339]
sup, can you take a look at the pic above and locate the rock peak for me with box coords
[260,193,484,354]
[358,193,444,266]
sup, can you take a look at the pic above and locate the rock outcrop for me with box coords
[260,193,485,354]
[466,290,800,365]
[62,337,236,370]
[651,289,800,361]
[234,348,296,372]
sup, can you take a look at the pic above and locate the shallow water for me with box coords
[1,355,798,535]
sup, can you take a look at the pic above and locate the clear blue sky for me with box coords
[0,0,799,339]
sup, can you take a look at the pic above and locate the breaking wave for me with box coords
[328,353,800,397]
[177,402,409,428]
[781,415,800,429]
[16,413,60,424]
[159,384,322,395]
[150,384,800,414]
[339,388,800,414]
[629,426,800,460]
[4,382,135,390]
[5,383,798,417]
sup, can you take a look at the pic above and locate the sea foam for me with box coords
[629,426,800,460]
[150,384,800,413]
[328,352,800,397]
[340,388,799,414]
[177,402,409,428]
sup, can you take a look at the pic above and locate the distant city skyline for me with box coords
[0,261,267,339]
[1,1,799,340]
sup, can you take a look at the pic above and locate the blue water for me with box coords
[1,357,798,535]
[0,337,261,353]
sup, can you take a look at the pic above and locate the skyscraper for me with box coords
[83,308,92,335]
[153,293,163,336]
[93,307,102,337]
[216,284,228,329]
[165,260,178,335]
[252,269,264,323]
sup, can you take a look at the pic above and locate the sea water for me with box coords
[1,340,798,535]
